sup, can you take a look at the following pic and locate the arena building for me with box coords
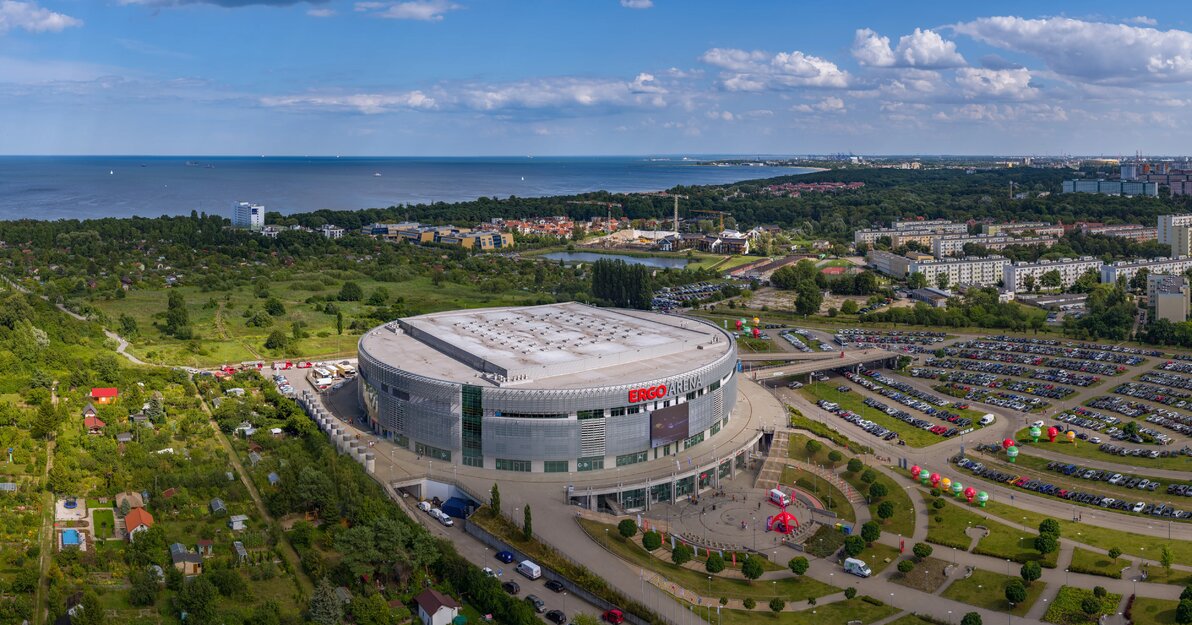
[357,303,739,475]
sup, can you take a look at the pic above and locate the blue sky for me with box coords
[3,0,1192,155]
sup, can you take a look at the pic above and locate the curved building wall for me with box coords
[357,317,738,472]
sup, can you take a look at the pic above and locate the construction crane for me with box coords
[565,200,622,229]
[692,209,731,231]
[669,194,689,232]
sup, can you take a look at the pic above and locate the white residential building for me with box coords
[932,234,1057,258]
[908,256,1009,288]
[1101,256,1192,284]
[320,224,345,239]
[232,202,265,231]
[1002,257,1104,293]
[1159,214,1192,246]
[1149,273,1189,323]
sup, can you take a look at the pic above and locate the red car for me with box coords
[602,609,625,624]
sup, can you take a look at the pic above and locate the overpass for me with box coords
[739,347,900,380]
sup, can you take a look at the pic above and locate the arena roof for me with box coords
[360,303,733,389]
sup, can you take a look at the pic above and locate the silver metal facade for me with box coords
[357,318,738,471]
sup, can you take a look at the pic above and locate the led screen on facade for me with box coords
[649,402,689,448]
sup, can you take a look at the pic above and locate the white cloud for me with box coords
[307,7,335,16]
[933,102,1067,123]
[260,91,437,114]
[354,0,459,21]
[0,1,81,34]
[953,16,1192,83]
[954,67,1036,99]
[1127,16,1157,26]
[620,0,652,8]
[791,97,846,113]
[852,27,965,68]
[700,47,849,90]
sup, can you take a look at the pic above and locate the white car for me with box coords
[1031,420,1045,428]
[430,508,455,526]
[482,567,496,577]
[1132,502,1146,513]
[417,501,432,513]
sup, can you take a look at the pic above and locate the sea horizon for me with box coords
[0,155,816,222]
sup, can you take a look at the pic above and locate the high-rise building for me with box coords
[232,202,265,231]
[1158,214,1192,245]
[1061,180,1158,197]
[1002,257,1104,293]
[907,256,1009,287]
[1148,273,1189,323]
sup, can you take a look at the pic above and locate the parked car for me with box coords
[602,609,626,624]
[525,595,545,613]
[501,581,520,595]
[495,550,515,563]
[545,610,567,625]
[544,579,565,593]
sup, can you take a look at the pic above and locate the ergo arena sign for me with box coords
[627,375,701,403]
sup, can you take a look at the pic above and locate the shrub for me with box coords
[897,560,915,574]
[961,612,982,625]
[827,450,843,465]
[868,483,888,500]
[788,557,809,576]
[861,469,877,484]
[843,536,865,558]
[743,598,756,611]
[861,522,881,544]
[1093,586,1107,599]
[769,598,784,613]
[877,501,895,521]
[1176,598,1192,625]
[912,542,933,560]
[1020,561,1041,585]
[1081,597,1101,616]
[671,544,693,566]
[1107,547,1122,560]
[705,553,725,574]
[861,596,884,606]
[1034,535,1058,555]
[641,531,661,551]
[1038,519,1061,538]
[847,458,864,473]
[932,499,946,510]
[719,597,727,607]
[1005,580,1027,605]
[844,588,857,600]
[805,440,823,457]
[617,519,637,539]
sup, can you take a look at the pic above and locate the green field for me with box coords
[578,519,839,602]
[1130,597,1180,625]
[91,509,115,540]
[918,490,1059,567]
[709,597,899,625]
[1014,434,1192,472]
[799,382,941,447]
[1067,547,1124,579]
[1043,586,1121,625]
[941,568,1046,616]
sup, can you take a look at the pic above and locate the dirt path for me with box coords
[35,384,61,625]
[195,392,312,596]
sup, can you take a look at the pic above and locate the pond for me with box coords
[540,251,689,269]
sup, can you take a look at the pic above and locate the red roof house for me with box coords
[124,508,154,540]
[84,416,106,435]
[91,388,119,404]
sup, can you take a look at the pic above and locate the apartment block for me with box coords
[908,256,1009,288]
[932,234,1057,258]
[1002,257,1103,293]
[1158,214,1192,245]
[1149,273,1190,323]
[1101,256,1192,284]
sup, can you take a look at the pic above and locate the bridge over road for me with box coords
[739,347,900,380]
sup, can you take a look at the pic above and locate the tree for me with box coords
[861,469,877,484]
[769,598,784,613]
[1181,585,1192,602]
[264,298,286,316]
[1004,580,1027,605]
[805,439,822,457]
[591,259,654,309]
[523,505,533,541]
[936,273,950,291]
[338,281,363,301]
[741,556,764,581]
[642,531,661,551]
[1038,519,1061,538]
[841,300,859,315]
[908,272,928,289]
[349,593,393,625]
[1093,587,1107,599]
[1177,599,1192,625]
[827,450,843,465]
[912,542,933,561]
[1041,270,1062,290]
[1107,547,1122,560]
[705,552,725,574]
[844,587,857,600]
[1023,274,1036,293]
[264,330,288,350]
[877,501,895,521]
[618,519,638,539]
[1162,546,1174,572]
[1081,597,1102,617]
[861,521,881,545]
[961,612,983,625]
[1020,561,1042,585]
[1034,534,1058,555]
[742,598,756,611]
[367,287,390,306]
[490,483,501,516]
[72,591,105,625]
[128,568,160,607]
[843,536,865,558]
[335,311,344,335]
[671,543,693,566]
[309,578,343,625]
[165,291,190,338]
[868,483,888,500]
[795,281,823,315]
[847,458,864,473]
[897,559,915,574]
[788,557,809,576]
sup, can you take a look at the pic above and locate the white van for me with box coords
[843,557,872,578]
[516,560,542,580]
[979,414,995,426]
[769,488,791,507]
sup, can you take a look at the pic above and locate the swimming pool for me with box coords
[61,529,80,546]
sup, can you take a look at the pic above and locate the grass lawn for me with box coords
[1067,548,1124,579]
[779,466,855,523]
[1138,565,1192,586]
[974,531,1059,569]
[890,556,950,593]
[1043,586,1121,625]
[887,614,942,625]
[92,509,116,539]
[858,542,901,576]
[1014,433,1192,472]
[799,383,942,448]
[846,468,916,538]
[923,492,985,549]
[979,499,1192,566]
[787,407,874,455]
[942,568,1046,616]
[918,489,1059,567]
[804,524,846,559]
[1130,598,1180,625]
[981,451,1178,507]
[738,336,779,353]
[578,519,839,601]
[713,597,899,625]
